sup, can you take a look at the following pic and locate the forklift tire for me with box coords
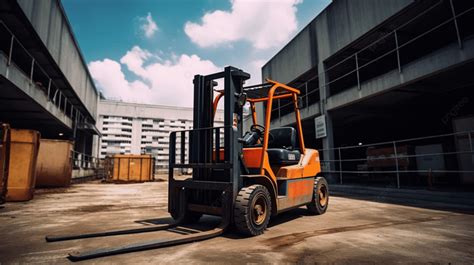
[234,184,271,236]
[307,176,329,215]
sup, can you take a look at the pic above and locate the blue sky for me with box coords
[62,0,331,106]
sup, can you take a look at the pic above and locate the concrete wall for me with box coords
[262,0,414,81]
[262,26,315,84]
[16,0,99,120]
[0,52,73,129]
[317,0,413,60]
[326,39,474,111]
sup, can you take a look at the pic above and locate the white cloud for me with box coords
[88,46,221,107]
[184,0,302,49]
[140,13,158,38]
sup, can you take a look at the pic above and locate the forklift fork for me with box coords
[45,221,180,242]
[46,189,231,261]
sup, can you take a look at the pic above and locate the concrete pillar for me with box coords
[91,134,100,158]
[318,64,337,183]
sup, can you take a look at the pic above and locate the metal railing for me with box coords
[0,20,88,125]
[71,150,100,170]
[271,1,474,121]
[319,130,474,188]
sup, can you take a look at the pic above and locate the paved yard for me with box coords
[0,181,473,264]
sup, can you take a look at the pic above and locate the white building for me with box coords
[96,100,224,172]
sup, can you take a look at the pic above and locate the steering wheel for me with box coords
[250,124,265,142]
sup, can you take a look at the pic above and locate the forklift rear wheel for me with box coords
[307,176,329,215]
[234,184,272,236]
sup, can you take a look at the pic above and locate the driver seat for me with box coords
[267,127,301,165]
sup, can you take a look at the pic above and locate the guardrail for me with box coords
[71,150,100,170]
[271,1,474,121]
[319,130,474,188]
[0,20,88,125]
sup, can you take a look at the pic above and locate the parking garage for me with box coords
[264,0,474,189]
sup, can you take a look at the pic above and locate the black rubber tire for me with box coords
[234,184,272,236]
[307,176,329,215]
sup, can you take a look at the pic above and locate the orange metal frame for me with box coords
[213,79,307,175]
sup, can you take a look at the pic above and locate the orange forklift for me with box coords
[46,66,328,261]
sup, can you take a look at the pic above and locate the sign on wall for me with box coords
[314,115,327,139]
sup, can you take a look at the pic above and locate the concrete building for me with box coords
[262,0,474,188]
[97,100,224,172]
[0,0,100,176]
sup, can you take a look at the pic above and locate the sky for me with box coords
[62,0,331,107]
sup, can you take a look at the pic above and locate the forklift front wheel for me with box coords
[234,184,272,236]
[307,176,329,215]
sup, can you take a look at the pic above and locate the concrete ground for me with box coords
[0,181,473,264]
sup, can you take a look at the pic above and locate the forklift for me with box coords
[46,66,329,261]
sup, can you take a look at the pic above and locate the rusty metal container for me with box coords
[6,129,41,202]
[109,154,154,182]
[35,139,73,187]
[0,123,11,204]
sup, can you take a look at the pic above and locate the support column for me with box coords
[318,63,337,184]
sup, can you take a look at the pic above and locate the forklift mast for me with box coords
[168,66,250,218]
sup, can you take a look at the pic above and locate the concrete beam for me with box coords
[326,39,474,111]
[0,52,72,129]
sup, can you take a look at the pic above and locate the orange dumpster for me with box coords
[0,123,11,204]
[6,129,41,202]
[36,139,73,187]
[108,154,154,183]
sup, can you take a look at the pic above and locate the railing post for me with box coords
[47,79,51,100]
[394,30,402,73]
[449,0,463,49]
[338,147,343,184]
[29,58,35,84]
[393,141,400,189]
[7,35,14,66]
[52,88,58,104]
[355,53,360,90]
